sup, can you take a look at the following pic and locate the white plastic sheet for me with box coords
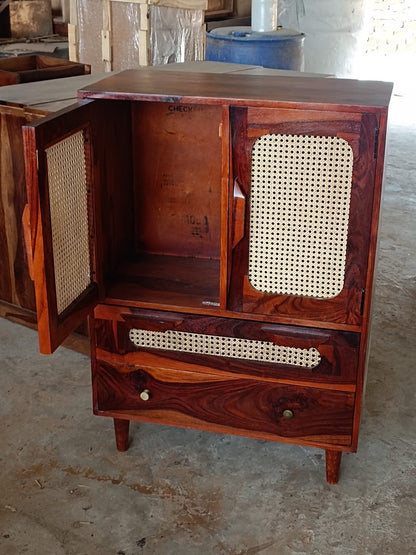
[150,6,204,66]
[278,0,305,30]
[76,0,204,71]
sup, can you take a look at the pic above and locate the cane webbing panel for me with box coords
[249,134,353,299]
[46,131,91,315]
[129,328,321,368]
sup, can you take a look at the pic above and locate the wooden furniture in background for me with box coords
[0,55,90,86]
[22,69,392,483]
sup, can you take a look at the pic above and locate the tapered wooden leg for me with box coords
[114,418,130,452]
[325,449,342,484]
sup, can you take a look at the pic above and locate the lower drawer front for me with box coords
[95,361,354,447]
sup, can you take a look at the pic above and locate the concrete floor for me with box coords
[1,92,415,555]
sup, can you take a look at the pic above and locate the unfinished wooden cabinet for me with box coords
[22,69,392,483]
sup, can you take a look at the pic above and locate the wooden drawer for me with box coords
[94,361,355,448]
[93,307,359,386]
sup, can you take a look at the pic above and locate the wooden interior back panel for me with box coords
[132,102,223,259]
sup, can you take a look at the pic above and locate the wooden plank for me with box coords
[139,2,148,32]
[148,0,208,8]
[102,0,112,72]
[138,29,149,66]
[68,0,79,61]
[0,74,108,108]
[68,23,79,62]
[110,0,207,7]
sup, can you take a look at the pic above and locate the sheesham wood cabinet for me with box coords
[0,74,102,352]
[22,69,392,483]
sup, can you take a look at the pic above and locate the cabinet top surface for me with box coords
[78,69,393,111]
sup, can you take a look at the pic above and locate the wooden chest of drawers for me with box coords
[22,69,392,482]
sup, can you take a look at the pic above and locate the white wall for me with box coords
[278,0,370,77]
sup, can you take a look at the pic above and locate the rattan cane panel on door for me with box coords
[249,134,353,299]
[129,328,321,368]
[45,131,91,315]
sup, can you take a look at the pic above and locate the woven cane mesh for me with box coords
[46,131,91,315]
[129,328,321,368]
[249,134,353,299]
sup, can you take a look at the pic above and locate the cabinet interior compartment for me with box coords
[100,101,224,309]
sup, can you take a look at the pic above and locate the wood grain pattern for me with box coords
[107,255,220,310]
[21,71,392,481]
[94,361,354,447]
[0,106,37,311]
[350,110,390,451]
[113,418,130,451]
[228,106,378,326]
[22,101,99,353]
[326,449,342,484]
[0,99,90,351]
[93,308,359,386]
[78,69,393,113]
[131,101,223,259]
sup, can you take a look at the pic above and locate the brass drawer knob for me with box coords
[282,409,294,419]
[140,389,150,401]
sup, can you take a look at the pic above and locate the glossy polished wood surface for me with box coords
[228,106,378,326]
[94,361,355,448]
[0,105,42,313]
[23,70,392,481]
[93,307,360,387]
[79,69,393,112]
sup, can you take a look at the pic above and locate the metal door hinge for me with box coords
[374,128,380,159]
[36,149,39,171]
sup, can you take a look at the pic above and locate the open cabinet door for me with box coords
[23,100,100,354]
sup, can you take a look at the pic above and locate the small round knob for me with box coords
[140,389,150,401]
[282,409,294,419]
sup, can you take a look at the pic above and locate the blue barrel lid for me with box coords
[207,26,305,42]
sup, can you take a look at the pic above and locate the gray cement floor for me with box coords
[1,92,415,555]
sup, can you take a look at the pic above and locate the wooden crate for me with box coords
[0,55,90,86]
[68,0,207,71]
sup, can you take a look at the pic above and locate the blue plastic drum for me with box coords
[206,27,305,71]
